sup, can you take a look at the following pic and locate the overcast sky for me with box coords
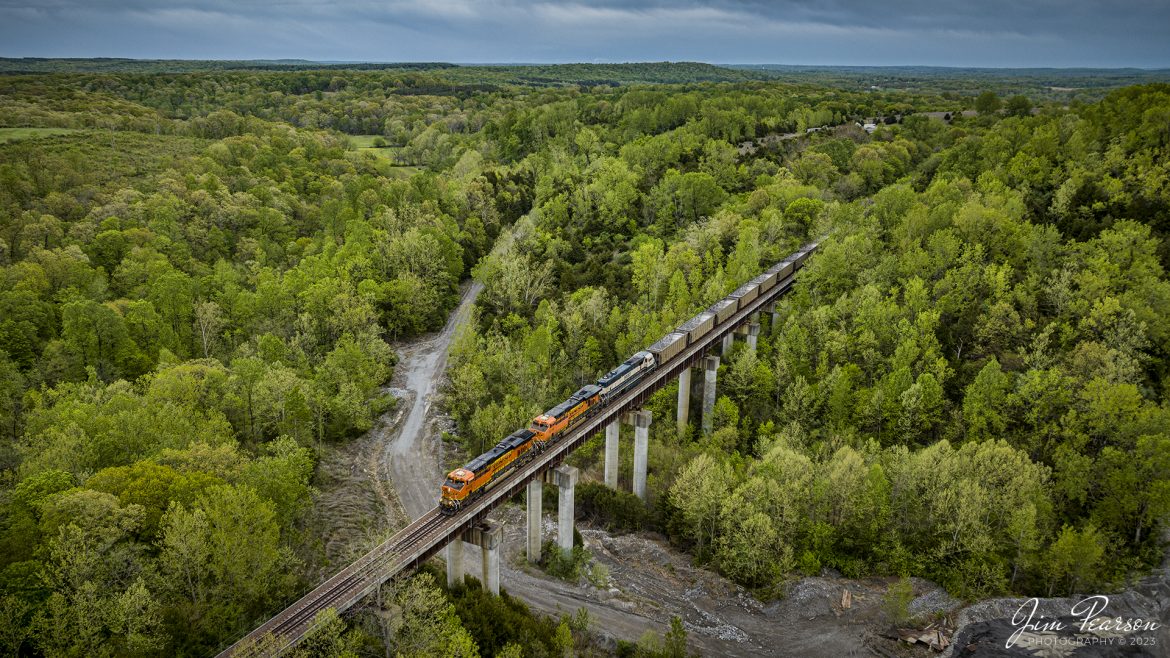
[1,0,1167,68]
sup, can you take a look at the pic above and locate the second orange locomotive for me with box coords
[440,384,604,513]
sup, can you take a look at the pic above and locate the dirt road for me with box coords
[301,282,479,577]
[383,281,481,520]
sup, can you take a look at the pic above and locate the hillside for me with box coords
[0,58,765,85]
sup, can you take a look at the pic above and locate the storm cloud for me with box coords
[1,0,1167,67]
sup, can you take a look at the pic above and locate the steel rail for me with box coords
[215,268,802,658]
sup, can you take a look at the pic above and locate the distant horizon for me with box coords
[3,57,1169,73]
[2,0,1167,69]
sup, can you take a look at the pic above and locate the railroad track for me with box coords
[217,259,808,658]
[219,510,451,657]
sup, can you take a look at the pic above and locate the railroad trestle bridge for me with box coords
[216,242,819,657]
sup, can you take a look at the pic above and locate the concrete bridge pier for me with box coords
[771,305,781,335]
[554,465,578,556]
[603,420,620,488]
[632,410,652,500]
[526,479,542,563]
[721,332,735,356]
[445,535,463,589]
[480,526,501,595]
[676,368,690,435]
[747,322,761,352]
[462,522,503,595]
[702,355,720,434]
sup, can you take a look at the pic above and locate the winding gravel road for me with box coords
[383,280,481,520]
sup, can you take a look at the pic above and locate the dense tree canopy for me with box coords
[1,64,1169,656]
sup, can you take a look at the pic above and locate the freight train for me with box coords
[438,242,819,514]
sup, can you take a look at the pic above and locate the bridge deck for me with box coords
[217,268,802,658]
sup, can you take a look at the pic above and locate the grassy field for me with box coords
[349,134,392,148]
[0,127,83,142]
[349,135,421,177]
[349,134,402,160]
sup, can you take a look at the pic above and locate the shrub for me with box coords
[543,541,590,581]
[883,577,915,626]
[577,481,649,533]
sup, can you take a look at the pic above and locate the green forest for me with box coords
[0,63,1169,656]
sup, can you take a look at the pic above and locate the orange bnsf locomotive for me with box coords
[439,241,820,515]
[440,428,537,514]
[440,384,607,513]
[439,349,689,514]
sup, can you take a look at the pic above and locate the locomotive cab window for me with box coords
[444,478,464,490]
